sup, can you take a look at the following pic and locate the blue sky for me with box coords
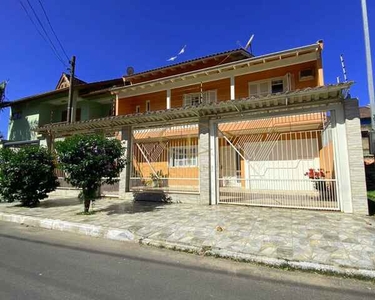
[1,0,374,138]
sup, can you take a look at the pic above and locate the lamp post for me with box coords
[361,0,375,152]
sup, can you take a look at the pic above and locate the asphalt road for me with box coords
[0,221,374,300]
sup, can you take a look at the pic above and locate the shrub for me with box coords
[0,146,59,207]
[55,134,125,212]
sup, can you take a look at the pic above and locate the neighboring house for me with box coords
[2,73,123,147]
[359,106,375,191]
[359,106,373,157]
[22,41,371,214]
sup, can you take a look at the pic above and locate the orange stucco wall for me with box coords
[117,61,321,115]
[118,90,167,115]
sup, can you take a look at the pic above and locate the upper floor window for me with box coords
[299,69,315,81]
[146,100,150,112]
[183,90,217,106]
[248,78,286,97]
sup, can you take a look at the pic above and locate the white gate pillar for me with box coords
[334,100,368,214]
[344,99,368,214]
[119,126,132,198]
[199,117,213,205]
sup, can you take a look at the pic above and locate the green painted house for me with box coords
[3,73,123,146]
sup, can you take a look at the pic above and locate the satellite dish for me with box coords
[126,66,135,76]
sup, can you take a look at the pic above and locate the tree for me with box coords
[55,134,125,212]
[0,146,59,207]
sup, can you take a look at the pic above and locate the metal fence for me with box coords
[54,169,120,196]
[217,112,339,210]
[130,124,200,193]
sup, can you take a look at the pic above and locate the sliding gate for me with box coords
[217,113,339,210]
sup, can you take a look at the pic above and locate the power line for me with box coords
[37,0,70,61]
[19,0,68,68]
[25,0,67,66]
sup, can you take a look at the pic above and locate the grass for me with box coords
[76,211,96,216]
[367,191,375,202]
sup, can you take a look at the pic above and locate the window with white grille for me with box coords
[169,146,198,167]
[248,77,287,97]
[183,90,217,106]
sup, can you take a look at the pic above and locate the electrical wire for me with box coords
[19,0,68,68]
[37,0,70,61]
[25,0,67,66]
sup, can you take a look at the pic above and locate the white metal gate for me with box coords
[217,113,339,210]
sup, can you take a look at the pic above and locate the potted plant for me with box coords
[304,168,327,200]
[150,170,166,188]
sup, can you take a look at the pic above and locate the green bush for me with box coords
[55,134,125,212]
[0,146,59,207]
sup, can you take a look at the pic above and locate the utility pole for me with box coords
[67,55,76,123]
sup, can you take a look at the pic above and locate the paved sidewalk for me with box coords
[0,196,375,275]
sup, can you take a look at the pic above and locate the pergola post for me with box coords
[119,126,132,199]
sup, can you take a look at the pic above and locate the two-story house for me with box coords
[2,73,123,147]
[29,41,371,214]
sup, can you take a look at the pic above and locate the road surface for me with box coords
[0,221,373,300]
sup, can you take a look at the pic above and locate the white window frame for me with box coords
[248,76,286,97]
[146,100,150,112]
[135,105,140,113]
[169,145,198,168]
[183,90,217,106]
[299,69,315,81]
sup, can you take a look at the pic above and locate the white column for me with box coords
[230,76,235,100]
[166,89,171,109]
[209,120,218,205]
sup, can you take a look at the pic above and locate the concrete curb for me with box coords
[1,212,375,280]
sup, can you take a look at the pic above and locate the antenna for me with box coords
[244,34,255,54]
[340,54,348,82]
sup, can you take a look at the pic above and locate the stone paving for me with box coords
[0,196,375,270]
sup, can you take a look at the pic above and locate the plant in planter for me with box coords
[55,134,125,213]
[304,168,327,200]
[150,170,166,188]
